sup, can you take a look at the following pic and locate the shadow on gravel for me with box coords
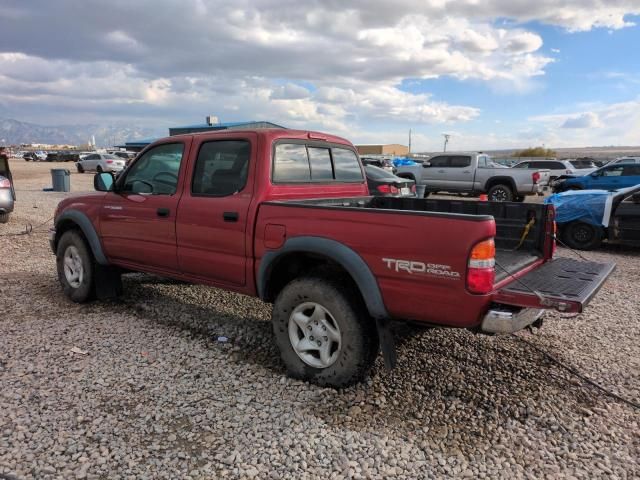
[117,275,603,442]
[120,274,282,372]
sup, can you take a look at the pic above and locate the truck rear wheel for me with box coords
[272,276,379,388]
[487,184,513,202]
[56,230,95,303]
[0,213,9,224]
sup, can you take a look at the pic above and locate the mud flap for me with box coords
[494,257,615,313]
[375,317,397,369]
[94,264,123,300]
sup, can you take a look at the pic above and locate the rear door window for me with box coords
[623,165,640,176]
[449,156,471,168]
[428,156,449,167]
[192,140,250,196]
[332,148,363,181]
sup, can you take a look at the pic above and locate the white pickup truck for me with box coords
[395,152,550,202]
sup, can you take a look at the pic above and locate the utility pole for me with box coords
[443,134,451,152]
[408,129,412,154]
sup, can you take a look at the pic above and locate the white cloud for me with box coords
[0,0,638,144]
[561,112,602,129]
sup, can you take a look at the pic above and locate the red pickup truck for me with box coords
[51,129,615,387]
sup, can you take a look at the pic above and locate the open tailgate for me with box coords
[493,257,615,313]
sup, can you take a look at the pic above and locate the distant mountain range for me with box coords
[0,117,165,147]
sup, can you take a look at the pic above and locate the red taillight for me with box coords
[106,160,113,164]
[0,178,10,188]
[377,184,398,194]
[467,239,495,294]
[532,171,541,184]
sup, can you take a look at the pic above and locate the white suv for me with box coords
[512,159,594,180]
[76,153,126,173]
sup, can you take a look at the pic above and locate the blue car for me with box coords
[554,163,640,192]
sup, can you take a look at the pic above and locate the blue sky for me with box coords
[0,1,639,150]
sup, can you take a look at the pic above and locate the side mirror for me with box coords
[422,161,431,168]
[590,172,599,177]
[94,172,115,192]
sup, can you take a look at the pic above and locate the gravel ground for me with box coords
[1,160,638,479]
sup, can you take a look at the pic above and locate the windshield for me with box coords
[103,154,121,160]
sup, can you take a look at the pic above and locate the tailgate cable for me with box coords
[494,260,549,306]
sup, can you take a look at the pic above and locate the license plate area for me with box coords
[493,257,615,313]
[401,187,410,195]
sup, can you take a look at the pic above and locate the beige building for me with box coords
[356,144,409,156]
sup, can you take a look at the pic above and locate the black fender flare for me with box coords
[258,236,396,368]
[54,209,109,265]
[484,176,517,194]
[258,236,388,319]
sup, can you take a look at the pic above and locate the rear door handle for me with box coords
[437,170,445,173]
[157,208,170,217]
[223,211,239,222]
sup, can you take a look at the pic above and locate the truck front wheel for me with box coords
[272,276,379,388]
[487,184,513,202]
[56,230,95,303]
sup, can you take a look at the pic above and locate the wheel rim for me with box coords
[490,188,508,201]
[63,245,84,288]
[288,302,342,369]
[573,225,593,244]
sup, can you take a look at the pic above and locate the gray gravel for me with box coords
[1,161,639,479]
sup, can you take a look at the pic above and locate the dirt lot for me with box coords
[1,160,639,479]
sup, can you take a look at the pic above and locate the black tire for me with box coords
[272,276,379,388]
[56,230,95,302]
[0,212,9,223]
[487,184,513,202]
[76,163,84,173]
[562,221,602,250]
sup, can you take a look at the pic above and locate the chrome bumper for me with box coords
[481,308,544,334]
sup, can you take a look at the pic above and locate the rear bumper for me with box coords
[481,308,544,334]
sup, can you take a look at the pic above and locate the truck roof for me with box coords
[163,128,355,148]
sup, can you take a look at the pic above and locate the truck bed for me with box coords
[275,196,548,283]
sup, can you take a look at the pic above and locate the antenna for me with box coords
[443,133,451,152]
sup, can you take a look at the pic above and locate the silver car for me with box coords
[0,155,15,223]
[76,153,127,173]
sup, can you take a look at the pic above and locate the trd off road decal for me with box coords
[382,258,461,280]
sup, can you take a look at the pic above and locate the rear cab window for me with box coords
[273,141,363,183]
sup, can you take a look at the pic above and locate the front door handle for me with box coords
[157,208,170,217]
[223,211,239,222]
[437,170,445,173]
